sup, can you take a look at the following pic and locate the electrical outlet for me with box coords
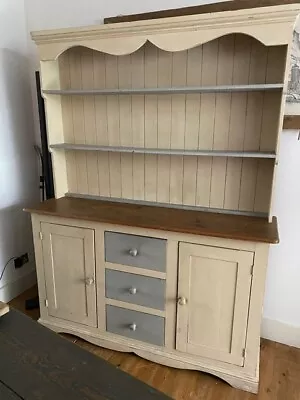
[14,253,29,269]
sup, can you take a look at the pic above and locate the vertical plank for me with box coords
[171,51,187,150]
[239,159,258,212]
[228,35,251,151]
[81,48,99,196]
[210,35,234,209]
[105,54,121,198]
[93,51,110,197]
[183,46,202,206]
[196,40,218,207]
[185,46,202,150]
[131,47,145,200]
[244,40,268,151]
[196,157,213,207]
[260,46,285,151]
[144,43,158,202]
[225,35,251,210]
[254,159,273,213]
[157,49,172,203]
[170,51,187,204]
[224,157,243,211]
[213,35,234,150]
[183,157,197,206]
[266,45,286,83]
[59,52,77,193]
[105,54,120,146]
[239,39,268,212]
[69,48,88,195]
[118,54,133,199]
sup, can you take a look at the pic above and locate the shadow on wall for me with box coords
[0,48,39,300]
[0,48,39,206]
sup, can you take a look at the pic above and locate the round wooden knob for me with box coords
[129,323,137,331]
[129,248,138,257]
[85,277,94,286]
[129,287,137,295]
[178,297,187,306]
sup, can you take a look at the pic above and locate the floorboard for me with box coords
[9,286,300,400]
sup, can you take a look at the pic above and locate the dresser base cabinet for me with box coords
[31,212,270,394]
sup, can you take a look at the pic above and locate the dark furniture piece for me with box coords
[0,309,170,400]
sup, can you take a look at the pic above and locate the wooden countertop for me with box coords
[25,197,279,244]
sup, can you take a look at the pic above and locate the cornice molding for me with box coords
[31,5,300,60]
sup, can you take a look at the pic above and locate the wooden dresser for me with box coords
[28,4,300,394]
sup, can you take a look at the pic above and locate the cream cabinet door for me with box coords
[41,223,97,327]
[176,242,253,366]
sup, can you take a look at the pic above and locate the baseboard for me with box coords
[261,317,300,348]
[0,270,37,303]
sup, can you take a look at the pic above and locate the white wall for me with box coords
[262,131,300,346]
[0,0,39,302]
[24,0,300,346]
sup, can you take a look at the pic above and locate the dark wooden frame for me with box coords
[0,309,170,400]
[104,0,300,24]
[104,0,300,130]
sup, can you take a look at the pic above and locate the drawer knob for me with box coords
[129,248,138,257]
[85,277,94,286]
[129,287,137,295]
[129,323,137,332]
[178,297,187,306]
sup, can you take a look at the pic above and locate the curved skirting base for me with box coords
[39,318,259,394]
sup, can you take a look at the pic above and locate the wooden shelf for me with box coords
[43,83,284,96]
[50,144,276,159]
[67,192,268,218]
[24,197,279,244]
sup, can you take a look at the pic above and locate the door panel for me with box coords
[41,223,97,327]
[177,242,253,366]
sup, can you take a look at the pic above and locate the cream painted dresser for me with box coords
[28,4,300,394]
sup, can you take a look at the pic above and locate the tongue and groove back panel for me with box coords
[55,35,286,216]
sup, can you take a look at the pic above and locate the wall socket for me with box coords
[14,253,29,269]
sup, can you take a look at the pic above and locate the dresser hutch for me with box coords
[27,5,300,393]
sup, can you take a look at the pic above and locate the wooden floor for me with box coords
[9,287,300,400]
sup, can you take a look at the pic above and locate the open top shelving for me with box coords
[33,4,300,221]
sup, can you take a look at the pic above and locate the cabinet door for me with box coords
[177,242,253,366]
[41,223,97,327]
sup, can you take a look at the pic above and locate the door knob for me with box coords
[129,323,137,331]
[129,248,138,257]
[129,287,137,295]
[85,277,94,286]
[178,297,187,306]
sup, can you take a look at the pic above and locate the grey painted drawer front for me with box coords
[106,305,165,346]
[105,269,166,311]
[104,232,166,272]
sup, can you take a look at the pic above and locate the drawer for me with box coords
[106,305,165,346]
[104,232,166,272]
[105,269,166,311]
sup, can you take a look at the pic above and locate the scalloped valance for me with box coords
[32,4,300,60]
